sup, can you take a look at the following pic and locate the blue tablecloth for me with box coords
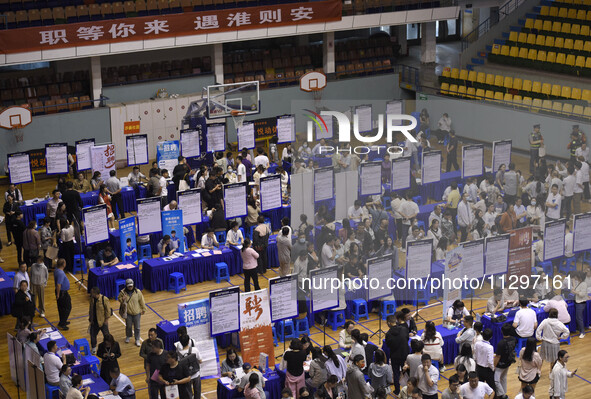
[312,157,332,167]
[142,247,242,292]
[419,170,462,202]
[262,205,291,231]
[21,192,98,225]
[416,202,446,227]
[216,370,282,399]
[0,267,14,316]
[87,264,143,298]
[82,374,111,395]
[156,320,185,351]
[39,334,91,375]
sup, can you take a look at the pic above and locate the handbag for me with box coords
[538,145,546,157]
[178,178,190,192]
[179,341,200,375]
[46,246,59,260]
[119,290,133,319]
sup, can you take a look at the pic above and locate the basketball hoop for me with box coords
[0,106,32,143]
[12,124,24,143]
[230,110,247,130]
[300,71,327,111]
[310,87,324,110]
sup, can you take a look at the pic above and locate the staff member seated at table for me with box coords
[73,172,91,193]
[512,298,538,339]
[43,340,66,386]
[201,228,219,250]
[96,246,119,268]
[237,363,268,398]
[123,239,137,263]
[226,221,244,246]
[445,300,470,323]
[109,367,136,399]
[502,287,520,308]
[486,288,505,314]
[220,348,243,378]
[163,200,178,211]
[158,235,176,257]
[339,321,355,349]
[128,166,147,189]
[66,375,91,399]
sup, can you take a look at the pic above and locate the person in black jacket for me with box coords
[402,307,418,337]
[61,181,83,223]
[12,280,35,323]
[12,211,26,265]
[3,194,20,246]
[314,374,338,399]
[172,156,194,190]
[385,312,410,395]
[360,333,378,375]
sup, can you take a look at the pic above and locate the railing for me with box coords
[461,0,526,51]
[25,95,109,115]
[397,64,422,92]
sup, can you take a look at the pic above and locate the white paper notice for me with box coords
[260,175,282,212]
[315,117,333,140]
[186,325,219,379]
[422,151,442,184]
[137,198,162,235]
[492,140,512,172]
[573,213,591,253]
[83,205,109,245]
[462,145,484,178]
[178,189,202,225]
[180,129,201,158]
[207,124,226,153]
[209,287,240,336]
[355,105,372,133]
[544,220,565,261]
[406,239,433,279]
[391,157,411,191]
[461,239,484,279]
[224,183,247,219]
[8,153,31,185]
[45,144,68,175]
[237,122,255,150]
[310,267,339,313]
[76,139,95,171]
[314,167,334,202]
[485,235,510,275]
[126,135,148,166]
[277,115,295,144]
[360,162,382,196]
[269,275,299,321]
[367,256,394,300]
[386,101,403,124]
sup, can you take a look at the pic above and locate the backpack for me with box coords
[179,340,200,375]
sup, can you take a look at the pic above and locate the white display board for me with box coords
[75,139,95,172]
[492,140,512,172]
[137,197,162,235]
[269,274,299,322]
[126,134,149,166]
[461,239,484,279]
[260,175,282,212]
[315,117,333,140]
[573,212,591,253]
[462,144,484,178]
[406,239,433,279]
[237,121,255,150]
[91,144,116,180]
[543,219,566,261]
[391,156,411,191]
[207,123,226,152]
[310,266,339,313]
[421,150,442,185]
[386,100,403,119]
[209,286,240,336]
[484,234,510,275]
[180,129,201,158]
[367,255,394,300]
[45,143,68,175]
[314,167,334,202]
[359,162,382,196]
[224,182,247,219]
[355,104,372,133]
[177,189,202,225]
[277,115,295,144]
[7,152,32,185]
[83,204,109,245]
[442,246,464,318]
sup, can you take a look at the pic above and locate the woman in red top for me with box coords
[98,184,115,229]
[241,238,260,292]
[499,203,517,233]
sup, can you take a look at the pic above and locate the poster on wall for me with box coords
[91,144,116,180]
[177,189,202,225]
[206,124,226,153]
[7,152,32,185]
[178,299,220,378]
[118,216,137,263]
[180,129,201,159]
[126,134,149,166]
[83,204,109,245]
[45,143,68,175]
[162,209,185,253]
[276,115,295,144]
[75,139,95,172]
[156,140,180,172]
[209,286,240,336]
[239,289,276,368]
[492,139,512,172]
[237,121,256,150]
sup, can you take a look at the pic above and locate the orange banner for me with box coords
[124,121,140,134]
[0,1,342,54]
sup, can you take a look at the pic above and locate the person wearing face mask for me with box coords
[298,142,312,161]
[225,166,238,184]
[526,197,544,230]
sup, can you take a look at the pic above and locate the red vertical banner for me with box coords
[239,289,275,368]
[508,226,533,277]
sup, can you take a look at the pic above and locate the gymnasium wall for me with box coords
[416,94,591,160]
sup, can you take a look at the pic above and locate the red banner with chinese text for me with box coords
[239,289,275,369]
[0,1,341,54]
[508,226,533,277]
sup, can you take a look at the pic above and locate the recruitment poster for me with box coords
[310,266,339,313]
[209,287,240,336]
[137,197,162,235]
[406,239,433,279]
[75,139,95,172]
[83,204,109,245]
[224,183,247,219]
[492,140,512,172]
[485,234,510,275]
[462,239,484,280]
[239,289,275,368]
[276,115,295,144]
[162,209,185,253]
[260,175,282,212]
[269,275,299,322]
[156,140,180,172]
[91,144,116,180]
[355,104,372,133]
[7,152,32,185]
[573,212,591,253]
[462,144,484,178]
[359,162,382,196]
[509,226,533,276]
[422,151,442,184]
[314,166,334,202]
[442,246,464,319]
[126,134,149,166]
[543,220,565,261]
[177,189,202,225]
[180,129,201,159]
[391,156,411,191]
[118,216,137,263]
[238,122,256,150]
[45,143,68,175]
[367,256,393,301]
[206,124,226,153]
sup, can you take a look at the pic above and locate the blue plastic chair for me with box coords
[168,272,187,294]
[6,271,15,280]
[139,244,152,260]
[381,300,397,320]
[559,257,577,274]
[73,254,87,274]
[538,260,554,277]
[35,213,46,227]
[73,338,90,356]
[45,383,60,399]
[272,326,278,346]
[351,299,369,322]
[84,355,100,374]
[416,220,426,232]
[414,280,438,305]
[327,310,346,331]
[276,320,296,342]
[412,195,423,206]
[215,231,226,245]
[583,250,591,265]
[215,262,230,284]
[294,318,310,336]
[115,279,127,294]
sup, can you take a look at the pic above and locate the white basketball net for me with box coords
[13,125,24,143]
[231,112,246,130]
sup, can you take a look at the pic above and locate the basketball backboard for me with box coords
[206,81,260,119]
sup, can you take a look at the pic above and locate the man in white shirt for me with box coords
[416,354,439,399]
[321,235,336,267]
[464,178,478,203]
[573,161,584,214]
[442,185,452,202]
[254,147,270,168]
[514,198,527,227]
[235,156,247,182]
[578,156,590,201]
[512,298,538,338]
[545,184,561,221]
[109,368,135,399]
[13,262,30,293]
[436,113,452,144]
[564,223,574,258]
[457,193,473,243]
[460,372,494,399]
[543,295,571,324]
[162,200,177,212]
[562,165,576,219]
[312,139,327,156]
[473,329,495,395]
[348,200,364,222]
[514,385,535,399]
[428,205,443,227]
[43,340,66,386]
[575,142,589,161]
[127,166,147,188]
[159,169,169,207]
[399,194,419,249]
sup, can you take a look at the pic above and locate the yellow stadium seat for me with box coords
[467,70,477,82]
[513,95,523,105]
[561,86,572,98]
[584,41,591,53]
[564,38,574,50]
[581,25,590,36]
[576,10,586,21]
[532,98,543,111]
[535,35,545,47]
[527,33,536,45]
[528,49,537,61]
[574,40,584,51]
[494,75,503,87]
[476,72,486,84]
[523,97,533,107]
[494,91,504,102]
[500,45,510,56]
[525,18,534,29]
[485,74,495,86]
[503,93,513,102]
[540,6,549,15]
[561,23,571,34]
[556,53,566,65]
[558,8,568,19]
[459,69,469,81]
[485,90,494,100]
[492,44,501,55]
[551,84,561,97]
[549,6,558,17]
[534,19,544,31]
[565,54,576,67]
[476,88,485,99]
[508,31,518,42]
[532,81,542,94]
[509,46,519,58]
[512,78,523,91]
[450,68,460,79]
[587,10,591,21]
[571,24,581,36]
[552,21,562,33]
[522,79,532,92]
[541,83,552,96]
[449,84,458,95]
[517,32,527,43]
[586,57,591,69]
[458,86,467,97]
[547,52,557,63]
[545,36,555,47]
[441,69,450,79]
[555,37,564,49]
[573,105,584,116]
[584,107,591,118]
[543,20,552,31]
[562,103,573,115]
[582,89,591,102]
[575,55,586,68]
[567,8,577,20]
[503,76,513,89]
[518,48,529,59]
[441,82,450,94]
[572,87,582,100]
[467,87,476,99]
[537,51,547,63]
[552,102,563,113]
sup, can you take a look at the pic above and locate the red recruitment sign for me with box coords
[0,1,342,54]
[123,121,140,134]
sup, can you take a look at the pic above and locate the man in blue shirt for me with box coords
[109,367,135,399]
[54,258,71,330]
